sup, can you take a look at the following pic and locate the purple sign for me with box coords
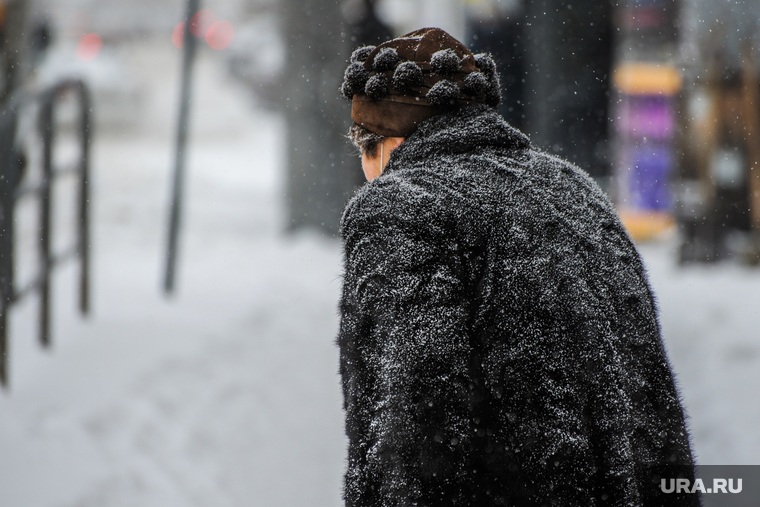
[617,94,675,141]
[620,144,673,211]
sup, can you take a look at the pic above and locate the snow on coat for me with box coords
[337,104,699,507]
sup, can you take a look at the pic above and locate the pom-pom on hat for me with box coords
[342,27,502,137]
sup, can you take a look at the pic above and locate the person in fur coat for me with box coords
[337,28,699,507]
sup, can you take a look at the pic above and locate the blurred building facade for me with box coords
[462,0,614,183]
[0,0,30,105]
[676,0,760,263]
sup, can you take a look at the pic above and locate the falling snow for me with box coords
[0,33,757,507]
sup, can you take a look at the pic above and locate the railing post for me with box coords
[0,80,91,387]
[0,99,21,386]
[77,82,91,315]
[39,93,54,348]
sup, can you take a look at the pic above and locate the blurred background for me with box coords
[0,0,758,505]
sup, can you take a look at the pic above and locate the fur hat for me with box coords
[341,27,502,137]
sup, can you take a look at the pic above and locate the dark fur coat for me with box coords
[337,105,698,507]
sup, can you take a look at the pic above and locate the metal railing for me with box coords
[0,79,91,387]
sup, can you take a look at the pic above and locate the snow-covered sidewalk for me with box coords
[1,39,346,507]
[0,37,758,507]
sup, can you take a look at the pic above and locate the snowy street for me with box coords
[0,37,758,507]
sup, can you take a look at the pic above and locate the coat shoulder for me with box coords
[340,169,455,243]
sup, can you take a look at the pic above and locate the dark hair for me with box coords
[348,123,386,158]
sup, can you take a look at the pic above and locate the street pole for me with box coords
[164,0,200,295]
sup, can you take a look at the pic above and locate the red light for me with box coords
[77,33,102,61]
[190,9,216,38]
[172,21,185,48]
[205,20,234,50]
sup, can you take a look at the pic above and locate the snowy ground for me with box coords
[0,38,758,507]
